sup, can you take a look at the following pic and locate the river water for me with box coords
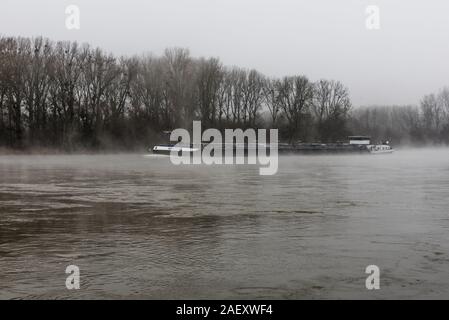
[0,149,448,299]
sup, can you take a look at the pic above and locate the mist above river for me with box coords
[1,149,449,299]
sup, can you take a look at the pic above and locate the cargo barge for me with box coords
[151,136,394,155]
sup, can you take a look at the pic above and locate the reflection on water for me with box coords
[1,150,449,299]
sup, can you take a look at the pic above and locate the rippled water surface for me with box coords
[1,150,449,299]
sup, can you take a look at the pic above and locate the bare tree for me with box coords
[313,80,351,142]
[130,55,165,130]
[216,68,233,128]
[163,48,194,129]
[196,57,223,128]
[277,76,314,143]
[421,94,442,140]
[263,78,281,128]
[244,70,265,128]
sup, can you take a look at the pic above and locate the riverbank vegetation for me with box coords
[1,36,448,151]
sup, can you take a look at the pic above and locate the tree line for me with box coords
[0,36,448,151]
[350,88,449,145]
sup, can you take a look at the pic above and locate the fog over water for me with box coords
[1,149,448,299]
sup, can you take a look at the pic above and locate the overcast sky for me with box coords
[1,0,449,106]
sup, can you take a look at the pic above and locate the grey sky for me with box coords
[1,0,449,106]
